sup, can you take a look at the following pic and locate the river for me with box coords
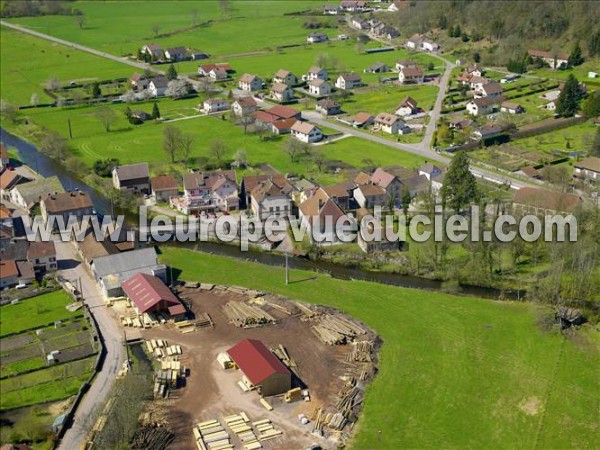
[2,127,521,301]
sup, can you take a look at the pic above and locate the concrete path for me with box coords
[54,240,125,450]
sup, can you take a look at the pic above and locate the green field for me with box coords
[0,357,96,410]
[341,84,438,116]
[510,120,598,153]
[0,291,82,337]
[0,27,132,105]
[159,247,599,449]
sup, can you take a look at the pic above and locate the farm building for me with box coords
[227,339,291,396]
[122,273,186,320]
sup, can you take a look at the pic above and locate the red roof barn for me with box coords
[121,273,184,317]
[227,339,291,396]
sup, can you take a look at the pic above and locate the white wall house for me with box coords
[291,122,323,143]
[308,79,331,96]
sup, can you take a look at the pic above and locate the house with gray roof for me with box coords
[9,176,65,210]
[112,163,150,194]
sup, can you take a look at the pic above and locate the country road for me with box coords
[54,240,125,450]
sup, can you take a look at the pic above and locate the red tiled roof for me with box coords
[227,339,290,385]
[122,273,181,314]
[0,260,18,279]
[27,241,56,259]
[371,167,397,188]
[513,187,581,213]
[266,105,300,119]
[151,175,178,192]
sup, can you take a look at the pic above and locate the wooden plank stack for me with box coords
[222,301,276,328]
[223,413,262,450]
[193,419,233,450]
[130,426,174,450]
[252,418,283,443]
[294,301,319,319]
[312,314,367,345]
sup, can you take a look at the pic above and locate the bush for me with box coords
[128,116,143,125]
[93,158,120,177]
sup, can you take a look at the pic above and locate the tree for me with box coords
[591,128,600,157]
[568,41,584,67]
[91,82,101,98]
[197,77,214,98]
[490,19,504,40]
[152,101,161,119]
[40,131,67,159]
[440,151,478,212]
[76,13,86,30]
[582,90,600,117]
[316,53,328,68]
[210,139,227,167]
[122,90,136,103]
[151,24,161,37]
[179,133,194,164]
[556,74,581,117]
[94,107,117,132]
[165,79,188,99]
[283,139,302,163]
[313,150,326,172]
[124,106,133,119]
[588,30,600,57]
[402,188,411,217]
[438,14,447,30]
[45,76,60,92]
[233,149,248,168]
[30,92,40,107]
[163,125,182,163]
[166,64,178,80]
[472,52,481,63]
[427,62,435,71]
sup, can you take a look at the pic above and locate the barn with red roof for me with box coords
[227,339,291,396]
[121,273,186,320]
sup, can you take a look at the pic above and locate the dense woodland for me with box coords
[385,0,600,64]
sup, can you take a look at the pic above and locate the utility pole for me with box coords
[124,330,131,369]
[285,252,289,285]
[67,118,73,139]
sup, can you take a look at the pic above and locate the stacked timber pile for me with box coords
[195,312,213,328]
[222,301,276,328]
[193,419,232,450]
[312,314,367,345]
[252,418,283,443]
[345,341,374,363]
[294,301,319,320]
[271,344,299,377]
[223,412,261,449]
[130,426,174,450]
[333,385,363,429]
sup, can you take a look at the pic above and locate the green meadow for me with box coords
[160,247,599,449]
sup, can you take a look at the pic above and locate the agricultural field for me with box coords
[340,83,438,116]
[0,291,97,412]
[159,247,599,449]
[0,27,132,105]
[510,120,598,153]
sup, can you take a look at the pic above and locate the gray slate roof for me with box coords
[92,247,159,278]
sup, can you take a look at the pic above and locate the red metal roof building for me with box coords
[121,273,185,317]
[227,339,291,396]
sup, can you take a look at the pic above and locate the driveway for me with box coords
[54,240,125,450]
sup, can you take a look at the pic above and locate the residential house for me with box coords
[358,223,401,253]
[353,183,387,209]
[466,97,500,116]
[513,187,581,215]
[448,117,474,130]
[240,173,292,208]
[573,157,600,182]
[395,60,418,71]
[232,97,258,117]
[319,182,355,210]
[0,259,34,288]
[324,5,339,14]
[500,101,524,114]
[340,0,367,12]
[308,79,332,96]
[316,99,341,116]
[474,81,503,99]
[164,47,188,61]
[27,241,57,273]
[151,175,179,202]
[351,17,369,30]
[367,167,403,203]
[375,113,406,134]
[335,72,362,90]
[91,247,165,298]
[249,178,294,221]
[307,32,328,44]
[405,34,424,49]
[198,63,231,78]
[298,196,352,245]
[516,166,543,180]
[398,67,424,84]
[129,73,149,90]
[122,273,185,319]
[112,163,150,193]
[141,44,163,60]
[387,0,407,11]
[466,64,485,77]
[238,74,263,92]
[265,105,302,120]
[306,66,328,81]
[420,37,439,52]
[472,125,504,140]
[273,69,297,86]
[395,96,418,117]
[469,76,490,91]
[209,68,229,80]
[148,76,169,97]
[176,169,239,214]
[1,171,32,199]
[9,176,64,210]
[270,83,295,103]
[419,162,443,181]
[291,122,323,143]
[364,62,389,73]
[528,50,569,70]
[379,26,400,39]
[131,110,151,122]
[191,51,209,60]
[269,118,298,135]
[40,191,94,226]
[352,112,374,128]
[203,97,229,113]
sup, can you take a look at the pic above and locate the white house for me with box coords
[528,50,569,70]
[466,97,499,116]
[306,66,328,81]
[270,83,295,102]
[298,195,353,245]
[148,76,169,97]
[395,60,418,71]
[308,79,331,96]
[164,47,187,61]
[335,72,362,90]
[398,67,424,84]
[232,97,257,117]
[500,101,524,114]
[209,68,228,80]
[418,162,443,181]
[474,81,503,99]
[395,96,418,117]
[273,69,297,86]
[203,98,229,113]
[573,157,600,182]
[238,73,263,91]
[249,178,294,221]
[307,32,328,44]
[291,122,323,143]
[375,112,405,134]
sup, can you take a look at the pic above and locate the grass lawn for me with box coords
[0,291,82,338]
[0,27,132,105]
[159,247,599,449]
[510,119,597,154]
[527,60,600,82]
[0,356,96,410]
[340,83,438,116]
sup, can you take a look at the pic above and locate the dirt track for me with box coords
[140,286,374,449]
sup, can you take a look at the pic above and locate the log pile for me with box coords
[130,426,174,450]
[312,314,367,345]
[271,344,299,377]
[345,341,375,363]
[294,301,319,320]
[195,312,213,328]
[222,301,276,328]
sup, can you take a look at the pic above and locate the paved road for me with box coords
[54,240,125,450]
